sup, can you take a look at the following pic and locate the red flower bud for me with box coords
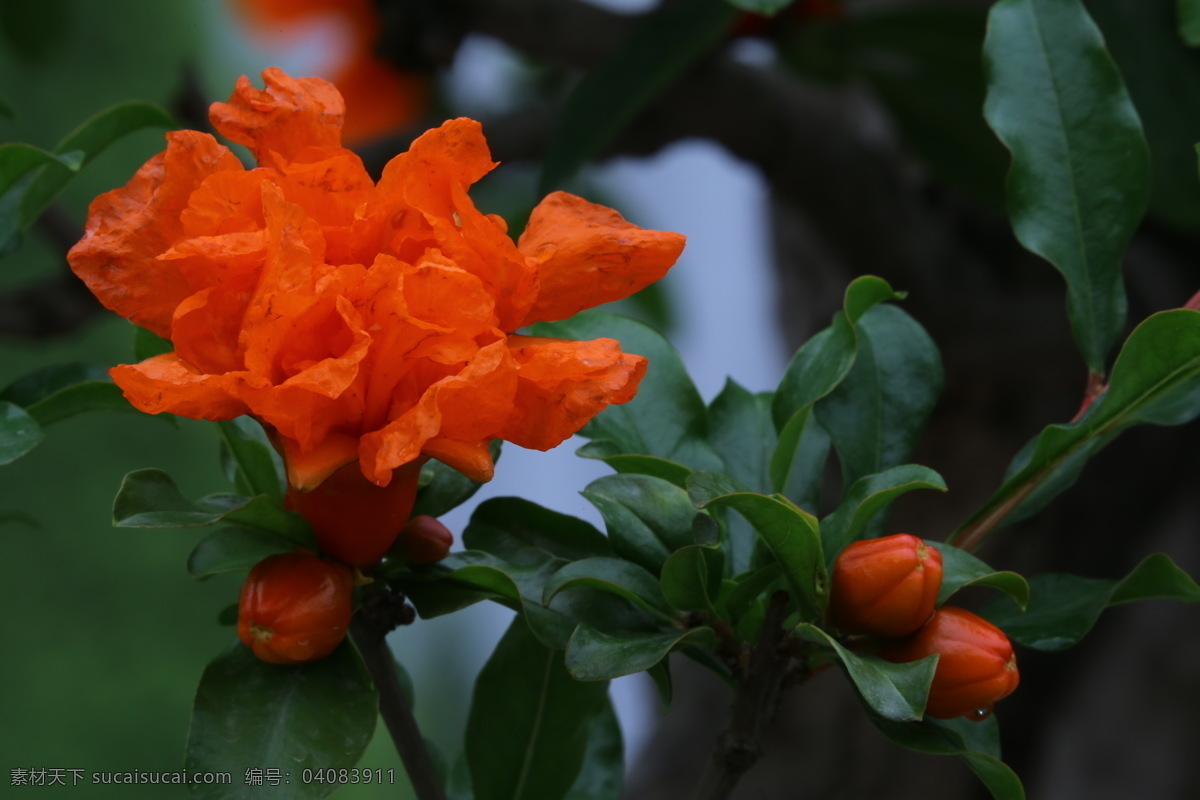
[829,533,943,637]
[286,458,425,567]
[237,553,353,665]
[391,514,454,566]
[883,606,1020,720]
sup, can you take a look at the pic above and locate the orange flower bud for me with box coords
[286,458,425,568]
[391,515,454,566]
[883,606,1020,720]
[237,553,353,665]
[828,533,943,637]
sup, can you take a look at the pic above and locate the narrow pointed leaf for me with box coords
[216,417,284,502]
[464,496,611,566]
[583,474,702,573]
[187,527,295,579]
[466,618,610,800]
[983,0,1150,370]
[871,715,1025,800]
[562,700,624,800]
[565,624,717,681]
[821,464,947,558]
[0,402,43,464]
[796,623,936,721]
[935,542,1030,608]
[980,553,1200,650]
[953,310,1200,545]
[543,557,674,618]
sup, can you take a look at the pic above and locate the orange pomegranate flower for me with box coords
[68,69,684,565]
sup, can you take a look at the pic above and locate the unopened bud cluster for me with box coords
[828,534,1019,720]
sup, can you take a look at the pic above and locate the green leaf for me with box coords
[660,544,724,614]
[816,305,942,489]
[953,310,1200,544]
[573,442,693,488]
[216,418,285,503]
[562,700,624,800]
[0,363,133,427]
[543,557,675,619]
[187,527,296,580]
[767,405,830,511]
[20,101,176,228]
[0,142,80,194]
[796,623,936,722]
[0,402,43,465]
[184,641,377,799]
[466,618,610,800]
[980,553,1200,650]
[565,624,717,681]
[709,379,776,493]
[534,313,721,472]
[412,440,502,518]
[983,0,1150,371]
[540,0,738,191]
[112,468,313,545]
[820,464,947,559]
[871,716,1026,800]
[1179,0,1200,46]
[688,476,826,619]
[582,474,702,573]
[935,542,1030,608]
[463,497,612,566]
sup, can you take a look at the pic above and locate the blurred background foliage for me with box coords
[5,0,1200,798]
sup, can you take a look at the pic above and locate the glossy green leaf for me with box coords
[0,363,132,427]
[821,464,947,558]
[216,418,284,503]
[185,641,377,799]
[688,477,826,619]
[583,474,702,573]
[983,0,1150,370]
[0,402,43,465]
[412,440,502,518]
[112,468,312,545]
[709,379,776,493]
[980,553,1200,650]
[660,545,724,613]
[187,527,295,580]
[565,624,717,681]
[572,442,692,487]
[721,563,782,624]
[0,142,80,194]
[543,557,674,618]
[534,313,721,472]
[953,310,1200,545]
[1179,0,1200,46]
[562,700,624,800]
[935,542,1030,608]
[539,0,738,191]
[871,716,1026,800]
[20,101,176,227]
[466,618,609,800]
[767,405,831,511]
[816,305,942,489]
[464,497,612,566]
[796,623,935,722]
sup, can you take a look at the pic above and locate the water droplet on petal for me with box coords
[534,243,557,263]
[967,707,992,722]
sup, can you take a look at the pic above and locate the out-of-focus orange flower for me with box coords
[232,0,426,144]
[68,68,684,565]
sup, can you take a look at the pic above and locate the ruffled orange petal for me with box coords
[170,287,250,375]
[359,339,517,485]
[377,118,537,330]
[209,68,345,168]
[421,438,495,483]
[67,131,244,337]
[110,354,258,419]
[500,335,647,450]
[516,191,686,327]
